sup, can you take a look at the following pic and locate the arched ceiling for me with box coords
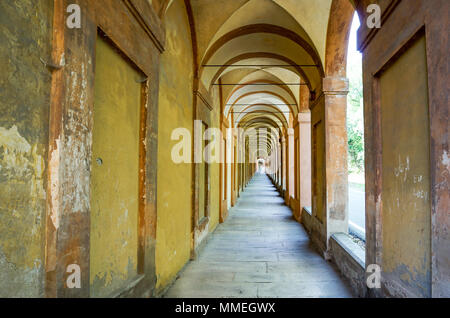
[238,110,286,131]
[224,68,300,104]
[203,0,317,61]
[226,90,294,122]
[200,30,322,89]
[273,0,333,62]
[161,0,353,156]
[240,122,280,156]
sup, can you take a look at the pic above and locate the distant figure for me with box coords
[257,159,266,174]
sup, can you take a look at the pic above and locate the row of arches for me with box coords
[157,0,358,288]
[155,0,446,298]
[0,0,446,298]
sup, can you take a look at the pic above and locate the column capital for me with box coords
[287,128,294,136]
[322,76,349,95]
[298,111,311,123]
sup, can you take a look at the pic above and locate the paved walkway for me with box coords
[349,186,366,229]
[164,173,354,298]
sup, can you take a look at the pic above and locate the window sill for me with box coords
[349,221,366,241]
[330,233,365,269]
[303,206,312,215]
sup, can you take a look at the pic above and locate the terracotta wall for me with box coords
[359,0,448,297]
[379,35,431,297]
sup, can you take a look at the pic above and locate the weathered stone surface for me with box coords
[0,0,53,298]
[164,174,353,298]
[329,233,366,297]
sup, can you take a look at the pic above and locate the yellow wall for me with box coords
[0,0,53,297]
[226,136,232,209]
[380,35,431,297]
[156,0,194,289]
[90,36,141,297]
[208,86,221,232]
[199,123,206,220]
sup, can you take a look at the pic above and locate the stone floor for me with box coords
[164,173,354,298]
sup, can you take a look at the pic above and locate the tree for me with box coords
[347,33,365,174]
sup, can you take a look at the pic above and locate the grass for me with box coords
[349,181,365,191]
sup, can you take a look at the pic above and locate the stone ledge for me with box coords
[331,233,365,268]
[303,206,312,215]
[349,221,366,242]
[329,233,367,297]
[301,207,327,256]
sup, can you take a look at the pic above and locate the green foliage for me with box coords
[347,53,365,174]
[347,118,364,172]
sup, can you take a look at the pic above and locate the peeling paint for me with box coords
[0,0,52,297]
[49,138,60,230]
[0,125,32,178]
[194,222,210,250]
[442,150,449,169]
[0,248,44,297]
[380,36,431,297]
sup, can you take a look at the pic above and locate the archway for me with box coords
[346,13,366,240]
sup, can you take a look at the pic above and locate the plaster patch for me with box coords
[49,138,61,230]
[0,248,43,297]
[59,52,66,67]
[0,125,32,178]
[90,256,136,297]
[194,222,210,249]
[442,150,449,169]
[30,145,46,199]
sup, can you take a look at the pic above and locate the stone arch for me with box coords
[325,0,357,77]
[226,91,297,119]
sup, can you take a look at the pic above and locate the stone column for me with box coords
[298,111,312,210]
[281,136,286,192]
[323,76,349,240]
[287,128,295,204]
[278,142,282,187]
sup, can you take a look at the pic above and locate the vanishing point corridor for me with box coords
[1,0,447,299]
[165,174,353,298]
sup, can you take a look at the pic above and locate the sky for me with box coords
[347,13,362,67]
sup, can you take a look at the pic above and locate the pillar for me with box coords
[323,76,349,240]
[298,111,312,210]
[287,128,295,205]
[277,141,282,188]
[281,136,286,192]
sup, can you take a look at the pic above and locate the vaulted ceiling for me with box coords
[161,0,356,153]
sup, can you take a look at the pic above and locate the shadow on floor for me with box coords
[164,173,354,298]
